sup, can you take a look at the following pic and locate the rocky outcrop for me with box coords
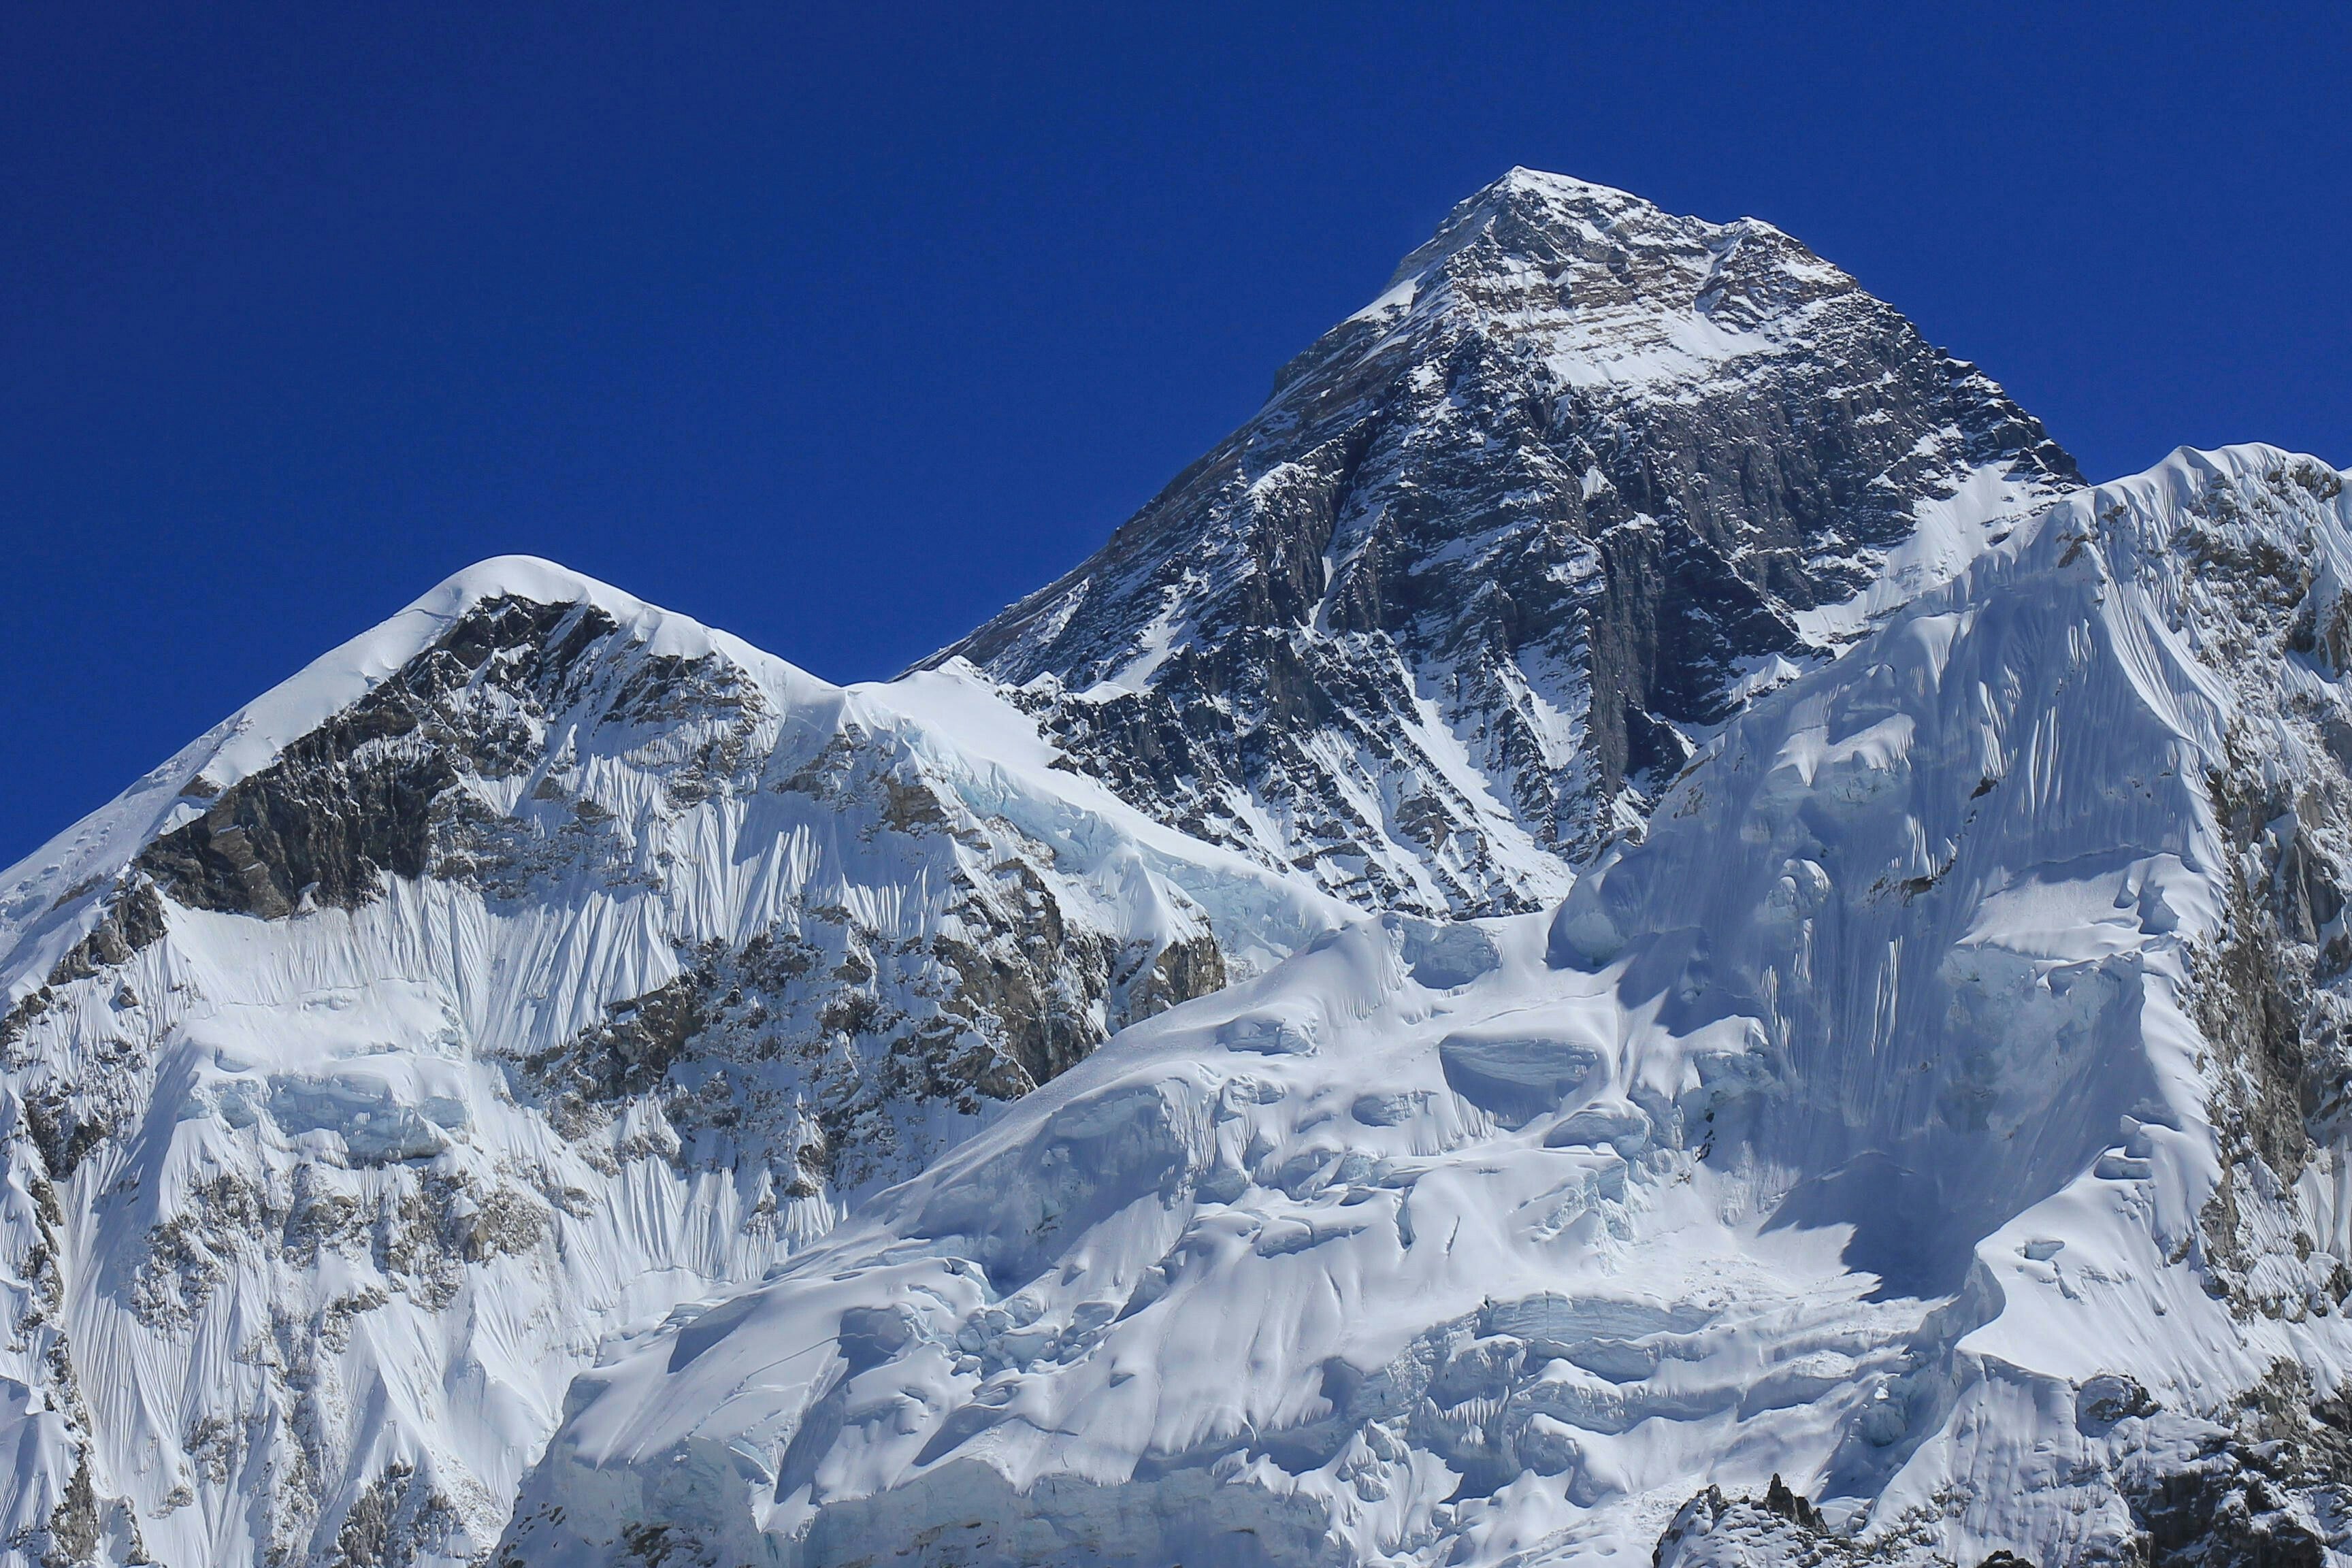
[134,597,638,917]
[517,872,1228,1197]
[2143,456,2352,1318]
[1651,1480,1853,1568]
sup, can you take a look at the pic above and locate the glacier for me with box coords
[502,446,2352,1567]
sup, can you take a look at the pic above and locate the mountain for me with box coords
[930,169,2080,917]
[0,560,1340,1567]
[0,167,2321,1568]
[502,444,2352,1568]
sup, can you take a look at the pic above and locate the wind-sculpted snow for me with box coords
[932,168,2079,917]
[0,559,1343,1567]
[507,447,2352,1568]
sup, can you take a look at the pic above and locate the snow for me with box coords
[1792,463,2061,646]
[863,661,1344,976]
[503,446,2352,1568]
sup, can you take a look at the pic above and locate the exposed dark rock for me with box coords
[2091,1364,2352,1568]
[2123,1439,2329,1568]
[2079,1373,2161,1436]
[325,1460,461,1568]
[1,882,170,1180]
[1652,1482,1855,1568]
[42,1458,98,1568]
[2187,655,2352,1307]
[514,864,1228,1196]
[125,596,762,919]
[329,1463,411,1568]
[529,969,715,1104]
[1765,1471,1826,1531]
[0,881,167,1065]
[129,1166,555,1333]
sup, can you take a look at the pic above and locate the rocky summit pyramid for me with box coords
[7,172,2349,1568]
[933,169,2079,917]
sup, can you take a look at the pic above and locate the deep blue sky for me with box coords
[3,3,2346,866]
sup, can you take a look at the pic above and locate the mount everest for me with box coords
[3,171,2347,1568]
[934,169,2077,914]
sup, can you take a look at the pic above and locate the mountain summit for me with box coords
[934,169,2079,915]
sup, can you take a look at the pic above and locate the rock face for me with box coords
[931,169,2080,916]
[0,560,1337,1568]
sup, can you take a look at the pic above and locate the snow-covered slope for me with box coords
[504,446,2352,1568]
[0,559,1343,1567]
[930,169,2080,917]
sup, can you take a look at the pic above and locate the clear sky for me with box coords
[3,1,2345,868]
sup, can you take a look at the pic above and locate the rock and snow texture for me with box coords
[931,168,2080,918]
[0,560,1340,1567]
[504,446,2352,1568]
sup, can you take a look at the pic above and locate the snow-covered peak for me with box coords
[406,555,804,677]
[0,556,783,974]
[1494,164,1644,201]
[194,552,693,792]
[410,553,636,618]
[1375,164,1840,325]
[0,555,1348,1566]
